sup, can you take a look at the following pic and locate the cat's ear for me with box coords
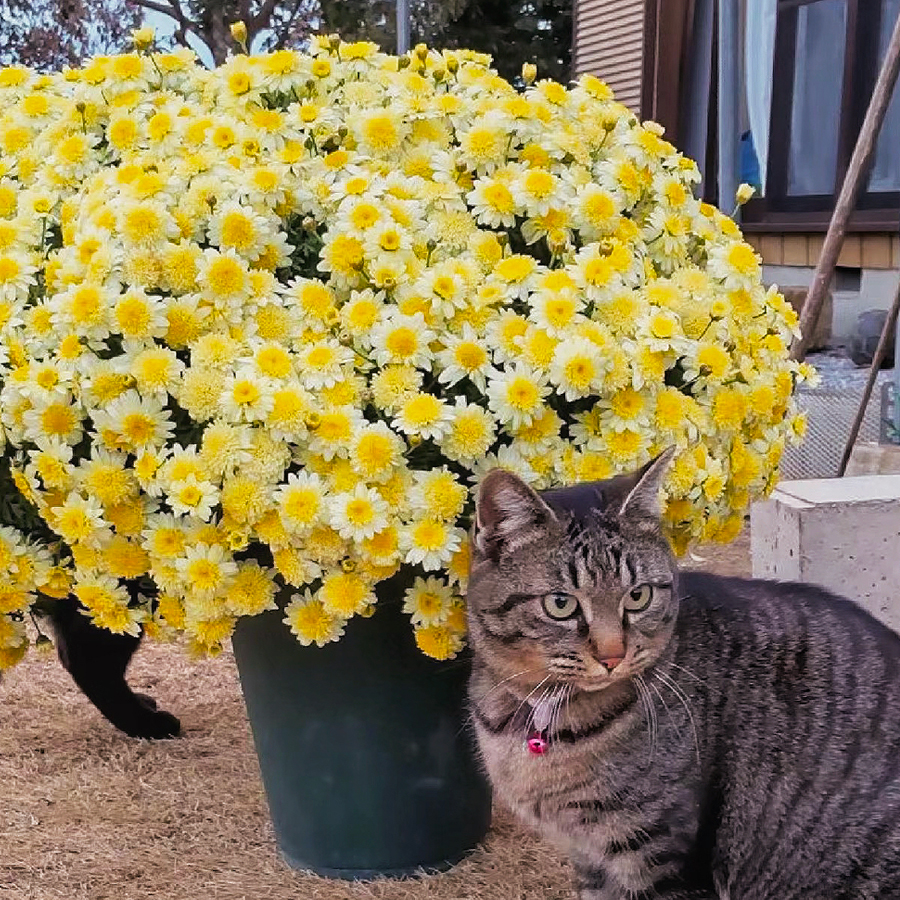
[618,447,675,526]
[474,469,557,558]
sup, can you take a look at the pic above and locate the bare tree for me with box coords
[0,0,141,70]
[130,0,318,66]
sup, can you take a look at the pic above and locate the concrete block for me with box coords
[751,476,900,632]
[845,443,900,476]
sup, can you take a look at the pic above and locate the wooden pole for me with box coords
[791,10,900,362]
[837,277,900,476]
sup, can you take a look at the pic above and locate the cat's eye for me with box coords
[624,584,654,613]
[542,592,580,620]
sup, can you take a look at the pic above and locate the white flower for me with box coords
[219,369,275,423]
[207,200,275,261]
[329,483,390,542]
[707,240,762,292]
[467,174,518,228]
[167,475,220,520]
[403,575,454,626]
[93,390,175,452]
[49,491,111,547]
[401,519,465,571]
[296,339,354,390]
[370,312,435,368]
[485,363,550,429]
[274,470,326,534]
[393,391,453,442]
[549,337,608,401]
[435,325,493,391]
[175,542,238,601]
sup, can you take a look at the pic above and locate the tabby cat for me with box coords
[467,450,900,899]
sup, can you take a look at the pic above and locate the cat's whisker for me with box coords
[646,677,676,739]
[513,675,553,731]
[652,669,700,764]
[474,665,548,705]
[660,661,703,684]
[634,675,658,766]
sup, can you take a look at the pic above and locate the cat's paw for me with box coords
[126,708,181,740]
[135,692,159,710]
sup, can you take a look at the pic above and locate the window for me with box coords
[750,0,900,221]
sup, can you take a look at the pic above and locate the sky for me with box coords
[141,5,214,66]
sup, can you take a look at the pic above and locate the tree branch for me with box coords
[248,0,281,36]
[130,0,202,40]
[271,0,307,49]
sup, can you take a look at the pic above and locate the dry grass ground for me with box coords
[0,532,750,900]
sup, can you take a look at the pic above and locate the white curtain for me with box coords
[871,0,900,192]
[787,0,848,195]
[744,0,777,194]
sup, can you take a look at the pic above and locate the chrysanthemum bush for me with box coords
[0,34,813,669]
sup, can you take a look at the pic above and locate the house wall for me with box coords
[572,0,646,112]
[744,234,900,271]
[750,231,900,343]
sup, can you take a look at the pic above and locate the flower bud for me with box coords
[521,62,537,85]
[229,531,249,551]
[397,54,411,70]
[446,56,459,74]
[735,183,756,205]
[341,558,357,573]
[131,26,155,53]
[230,20,248,46]
[328,34,341,51]
[414,43,428,60]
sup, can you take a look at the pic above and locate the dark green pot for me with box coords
[231,578,492,880]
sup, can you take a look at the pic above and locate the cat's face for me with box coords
[467,452,678,696]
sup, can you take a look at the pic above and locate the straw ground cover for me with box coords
[0,532,749,900]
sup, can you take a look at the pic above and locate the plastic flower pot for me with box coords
[231,577,491,879]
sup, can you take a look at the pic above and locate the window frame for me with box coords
[741,0,900,231]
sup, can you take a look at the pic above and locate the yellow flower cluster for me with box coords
[0,37,810,666]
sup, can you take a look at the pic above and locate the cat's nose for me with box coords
[600,655,625,671]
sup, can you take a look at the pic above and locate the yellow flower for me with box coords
[227,561,277,616]
[711,388,748,430]
[415,623,464,660]
[284,591,345,647]
[319,569,375,617]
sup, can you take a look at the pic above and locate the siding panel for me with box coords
[573,0,646,113]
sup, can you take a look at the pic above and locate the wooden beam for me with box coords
[837,273,900,476]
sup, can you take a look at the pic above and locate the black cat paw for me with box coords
[135,692,159,710]
[125,708,181,740]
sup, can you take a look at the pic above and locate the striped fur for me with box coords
[467,465,900,899]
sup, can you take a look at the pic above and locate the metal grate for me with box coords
[781,378,893,480]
